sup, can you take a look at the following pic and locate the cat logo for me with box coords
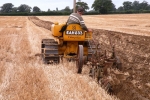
[66,30,83,35]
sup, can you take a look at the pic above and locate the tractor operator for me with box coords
[67,7,92,32]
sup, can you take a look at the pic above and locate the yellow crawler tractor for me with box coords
[41,23,95,73]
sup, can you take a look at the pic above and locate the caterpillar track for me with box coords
[41,39,60,64]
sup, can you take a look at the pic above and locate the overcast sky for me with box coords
[0,0,149,11]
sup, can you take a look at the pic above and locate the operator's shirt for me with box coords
[67,13,88,31]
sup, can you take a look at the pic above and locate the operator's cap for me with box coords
[77,6,84,12]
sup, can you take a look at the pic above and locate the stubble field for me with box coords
[0,14,150,100]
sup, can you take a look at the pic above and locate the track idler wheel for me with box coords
[76,45,83,74]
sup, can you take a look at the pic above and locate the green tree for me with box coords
[64,6,71,12]
[111,3,116,11]
[139,1,149,10]
[17,4,31,13]
[148,5,150,10]
[56,7,58,11]
[0,3,14,13]
[33,6,41,12]
[132,1,140,11]
[48,9,51,12]
[12,7,18,13]
[123,1,132,11]
[76,1,89,11]
[117,6,124,11]
[92,0,113,14]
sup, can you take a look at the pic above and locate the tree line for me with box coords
[0,0,150,15]
[117,0,150,13]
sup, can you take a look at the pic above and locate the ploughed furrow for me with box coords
[92,29,150,100]
[28,16,54,30]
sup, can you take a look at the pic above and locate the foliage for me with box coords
[17,4,32,13]
[12,7,18,13]
[0,3,14,13]
[123,1,132,11]
[132,1,140,11]
[33,6,41,12]
[76,1,89,11]
[92,0,113,14]
[111,3,116,11]
[56,8,58,11]
[63,6,71,12]
[119,0,150,12]
[139,1,149,10]
[117,6,124,11]
[47,9,51,12]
